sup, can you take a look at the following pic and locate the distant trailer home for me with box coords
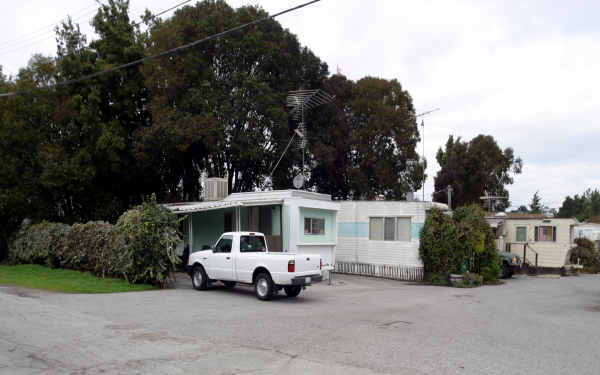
[335,201,450,282]
[485,212,578,271]
[165,190,339,279]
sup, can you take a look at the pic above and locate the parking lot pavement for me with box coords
[2,274,600,375]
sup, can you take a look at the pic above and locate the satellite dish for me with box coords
[293,174,305,189]
[263,176,272,190]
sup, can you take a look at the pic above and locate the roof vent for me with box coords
[204,177,228,201]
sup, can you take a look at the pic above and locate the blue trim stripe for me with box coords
[412,223,424,239]
[338,222,369,237]
[338,222,425,238]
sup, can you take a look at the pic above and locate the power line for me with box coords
[0,2,97,48]
[0,0,322,98]
[0,3,99,55]
[0,0,192,57]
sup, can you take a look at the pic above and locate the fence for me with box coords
[334,261,424,282]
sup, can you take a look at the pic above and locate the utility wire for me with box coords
[0,0,322,98]
[0,0,191,57]
[0,2,97,49]
[0,3,100,55]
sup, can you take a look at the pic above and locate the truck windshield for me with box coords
[240,235,267,253]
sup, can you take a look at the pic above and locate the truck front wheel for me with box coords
[254,273,274,301]
[284,285,302,298]
[192,265,209,290]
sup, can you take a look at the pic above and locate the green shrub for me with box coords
[8,222,71,267]
[481,262,501,283]
[8,195,182,288]
[420,205,501,285]
[453,204,501,282]
[569,238,598,273]
[459,272,483,287]
[419,208,460,276]
[58,221,124,278]
[426,272,450,286]
[116,195,181,287]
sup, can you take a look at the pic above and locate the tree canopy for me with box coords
[0,0,425,260]
[529,191,542,214]
[557,188,600,221]
[307,75,424,200]
[433,134,522,209]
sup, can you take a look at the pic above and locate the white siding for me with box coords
[336,237,423,267]
[336,201,446,268]
[501,218,576,268]
[338,201,429,223]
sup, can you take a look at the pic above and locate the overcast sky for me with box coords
[1,0,599,209]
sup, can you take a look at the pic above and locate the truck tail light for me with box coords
[288,260,295,273]
[320,258,322,270]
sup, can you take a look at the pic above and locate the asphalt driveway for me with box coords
[1,273,599,374]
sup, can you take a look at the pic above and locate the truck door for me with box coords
[235,234,268,283]
[208,235,234,280]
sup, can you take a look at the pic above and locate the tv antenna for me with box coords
[283,89,334,189]
[416,107,440,201]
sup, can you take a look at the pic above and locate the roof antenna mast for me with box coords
[265,89,334,190]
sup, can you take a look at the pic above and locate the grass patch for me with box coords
[0,264,155,293]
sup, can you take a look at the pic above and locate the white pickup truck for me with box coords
[187,232,323,300]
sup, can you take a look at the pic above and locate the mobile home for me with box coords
[166,190,339,277]
[335,200,449,281]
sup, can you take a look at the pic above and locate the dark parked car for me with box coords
[499,251,521,278]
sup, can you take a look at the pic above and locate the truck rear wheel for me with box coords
[284,285,302,298]
[191,265,209,290]
[254,273,274,301]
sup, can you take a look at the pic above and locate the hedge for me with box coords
[419,205,501,284]
[569,238,598,273]
[8,196,181,288]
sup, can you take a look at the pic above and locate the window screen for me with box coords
[304,218,325,235]
[369,217,384,240]
[384,217,395,241]
[370,217,411,241]
[312,218,325,235]
[536,226,554,242]
[516,226,527,242]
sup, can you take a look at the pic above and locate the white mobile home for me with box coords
[166,190,339,276]
[335,201,449,281]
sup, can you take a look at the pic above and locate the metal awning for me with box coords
[164,199,284,214]
[164,201,241,214]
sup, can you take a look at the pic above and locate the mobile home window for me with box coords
[516,226,527,242]
[535,226,556,242]
[304,218,325,235]
[369,217,411,241]
[369,218,384,240]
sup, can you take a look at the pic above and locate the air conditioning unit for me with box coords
[204,177,228,201]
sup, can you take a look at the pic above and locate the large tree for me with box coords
[37,0,150,223]
[529,191,542,213]
[140,0,327,197]
[433,135,522,209]
[558,188,600,221]
[307,75,424,199]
